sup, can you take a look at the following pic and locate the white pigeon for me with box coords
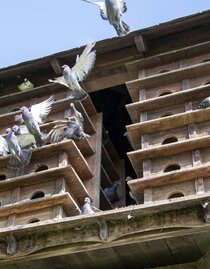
[49,41,96,101]
[80,197,95,215]
[82,0,130,37]
[0,135,9,156]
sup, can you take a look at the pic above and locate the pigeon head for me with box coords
[84,197,91,204]
[12,125,19,132]
[62,64,71,75]
[20,106,29,113]
[5,128,11,134]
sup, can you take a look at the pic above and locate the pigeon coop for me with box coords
[0,76,125,227]
[126,40,210,204]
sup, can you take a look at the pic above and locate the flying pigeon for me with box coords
[0,135,9,156]
[80,197,95,215]
[12,125,36,149]
[82,0,130,37]
[47,117,90,143]
[5,128,32,169]
[198,96,210,109]
[17,77,34,92]
[103,181,120,203]
[49,42,96,101]
[15,96,54,147]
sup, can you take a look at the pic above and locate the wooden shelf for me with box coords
[0,192,80,218]
[128,135,210,176]
[0,140,93,181]
[102,145,120,181]
[126,83,210,123]
[128,163,210,203]
[100,188,113,210]
[126,61,210,102]
[0,165,90,205]
[126,107,210,149]
[126,40,210,79]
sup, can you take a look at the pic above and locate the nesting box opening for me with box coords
[164,164,181,173]
[30,191,45,200]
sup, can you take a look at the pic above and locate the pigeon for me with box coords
[49,42,96,101]
[47,117,90,143]
[12,125,36,149]
[5,128,32,169]
[17,77,34,92]
[198,96,210,109]
[125,176,136,202]
[0,135,9,156]
[15,96,54,147]
[69,103,84,130]
[82,0,130,37]
[80,197,94,215]
[103,181,120,203]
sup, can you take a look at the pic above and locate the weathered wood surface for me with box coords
[126,83,210,123]
[126,108,210,149]
[126,61,210,102]
[128,163,210,200]
[128,135,210,173]
[126,40,210,79]
[0,194,208,263]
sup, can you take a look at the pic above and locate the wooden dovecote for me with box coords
[125,40,210,204]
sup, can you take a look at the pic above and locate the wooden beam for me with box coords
[126,107,210,148]
[0,193,209,263]
[126,83,210,123]
[50,59,62,75]
[126,61,210,102]
[134,35,149,53]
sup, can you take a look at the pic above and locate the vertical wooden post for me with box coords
[6,187,20,227]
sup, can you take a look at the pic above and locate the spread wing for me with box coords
[48,76,69,88]
[118,0,127,14]
[47,123,67,143]
[72,41,96,82]
[30,96,54,124]
[17,133,36,149]
[82,0,108,20]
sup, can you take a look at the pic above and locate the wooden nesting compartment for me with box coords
[126,40,210,80]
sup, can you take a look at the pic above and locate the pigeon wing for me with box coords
[72,41,96,82]
[30,96,54,124]
[48,76,69,88]
[118,0,127,14]
[17,133,36,149]
[82,0,108,20]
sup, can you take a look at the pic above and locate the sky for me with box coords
[0,1,209,68]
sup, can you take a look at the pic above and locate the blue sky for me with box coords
[0,1,209,68]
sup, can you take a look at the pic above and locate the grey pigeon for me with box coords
[12,125,36,149]
[198,96,210,109]
[17,77,34,92]
[49,42,96,101]
[82,0,130,36]
[15,96,54,147]
[126,176,136,201]
[69,103,84,130]
[5,128,32,169]
[80,197,94,215]
[104,181,120,203]
[47,114,90,143]
[0,135,9,156]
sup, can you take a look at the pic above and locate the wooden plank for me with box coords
[0,193,79,218]
[126,107,210,145]
[126,83,210,123]
[126,61,210,102]
[128,163,210,202]
[100,188,113,210]
[165,237,201,264]
[134,35,149,53]
[126,40,210,79]
[128,135,210,173]
[102,145,120,181]
[50,59,62,75]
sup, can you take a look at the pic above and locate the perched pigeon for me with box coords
[12,125,36,149]
[80,197,94,215]
[15,96,54,147]
[17,77,34,92]
[49,42,96,101]
[82,0,130,37]
[104,181,120,203]
[126,176,136,202]
[5,128,31,169]
[69,103,84,130]
[47,117,90,143]
[0,135,9,156]
[198,96,210,109]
